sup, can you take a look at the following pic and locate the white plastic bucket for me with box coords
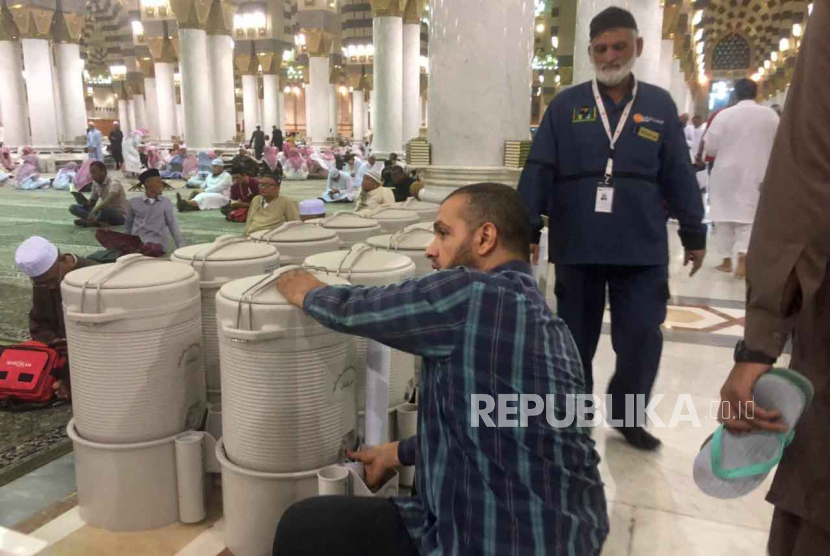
[393,198,440,223]
[218,439,322,556]
[362,207,420,234]
[250,222,340,266]
[366,228,435,278]
[314,212,381,248]
[68,418,180,532]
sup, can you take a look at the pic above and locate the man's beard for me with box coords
[593,56,637,86]
[445,239,477,270]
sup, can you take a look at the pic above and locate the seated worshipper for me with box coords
[260,146,283,177]
[160,147,187,179]
[386,165,417,202]
[307,152,329,180]
[389,151,406,169]
[69,161,128,227]
[15,236,99,400]
[74,159,94,192]
[146,145,163,169]
[273,183,609,556]
[0,143,14,172]
[182,150,199,179]
[222,166,261,220]
[353,155,376,191]
[13,153,51,190]
[230,146,261,179]
[344,152,363,176]
[283,148,309,180]
[243,173,300,235]
[95,169,186,257]
[186,150,215,188]
[177,158,232,212]
[299,198,325,221]
[52,162,78,191]
[321,166,355,203]
[354,167,395,212]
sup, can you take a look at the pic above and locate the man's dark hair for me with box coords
[90,161,106,172]
[260,173,282,186]
[733,78,758,101]
[445,183,531,259]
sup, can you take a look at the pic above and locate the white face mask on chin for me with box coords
[593,55,637,86]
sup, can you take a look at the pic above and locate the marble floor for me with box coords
[0,223,780,555]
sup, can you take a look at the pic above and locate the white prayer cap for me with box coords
[15,236,58,278]
[328,166,340,179]
[300,199,325,216]
[364,168,383,185]
[211,158,225,167]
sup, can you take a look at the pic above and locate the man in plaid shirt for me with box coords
[274,183,609,556]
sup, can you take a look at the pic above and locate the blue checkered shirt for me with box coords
[303,260,609,556]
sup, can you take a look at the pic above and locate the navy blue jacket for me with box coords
[518,79,707,266]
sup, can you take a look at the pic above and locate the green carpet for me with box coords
[0,175,335,483]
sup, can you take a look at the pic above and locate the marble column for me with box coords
[573,0,664,86]
[419,0,533,200]
[144,77,159,138]
[177,102,186,139]
[371,1,403,158]
[22,38,60,146]
[329,85,339,137]
[278,92,286,133]
[670,59,687,113]
[658,39,674,91]
[127,98,137,131]
[262,73,280,133]
[155,62,178,140]
[242,74,259,139]
[0,40,30,147]
[118,99,130,132]
[207,32,236,144]
[307,56,331,143]
[402,0,424,144]
[366,90,373,137]
[133,92,147,130]
[54,42,87,142]
[178,27,214,149]
[352,90,364,141]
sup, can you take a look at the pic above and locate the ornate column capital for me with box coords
[235,52,258,75]
[147,35,178,62]
[305,28,333,56]
[169,0,213,30]
[257,52,278,74]
[9,6,54,40]
[52,10,85,43]
[403,0,426,24]
[206,0,236,36]
[0,5,21,41]
[370,0,406,18]
[138,57,156,77]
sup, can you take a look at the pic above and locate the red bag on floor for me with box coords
[0,341,63,403]
[226,207,248,223]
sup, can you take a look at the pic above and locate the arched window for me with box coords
[712,34,751,70]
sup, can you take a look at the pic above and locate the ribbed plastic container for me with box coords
[68,419,179,532]
[313,212,381,248]
[218,439,321,556]
[366,228,435,278]
[62,254,206,444]
[362,207,420,234]
[393,197,440,222]
[216,270,357,473]
[303,246,417,411]
[172,236,280,400]
[249,222,340,266]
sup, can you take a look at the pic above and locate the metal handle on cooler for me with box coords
[79,253,148,314]
[336,243,373,280]
[259,221,310,241]
[232,266,306,332]
[386,228,434,251]
[323,211,366,226]
[188,235,248,279]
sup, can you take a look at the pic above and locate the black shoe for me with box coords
[176,193,187,212]
[74,218,90,228]
[612,426,662,451]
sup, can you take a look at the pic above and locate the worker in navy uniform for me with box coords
[518,7,707,451]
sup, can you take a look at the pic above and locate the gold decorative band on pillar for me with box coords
[169,0,212,29]
[51,10,84,43]
[257,52,277,75]
[0,3,20,40]
[403,0,426,24]
[329,65,344,86]
[304,28,333,57]
[369,0,406,18]
[8,6,54,39]
[138,56,156,77]
[146,35,178,62]
[347,72,363,91]
[206,0,235,36]
[234,51,258,75]
[361,73,373,92]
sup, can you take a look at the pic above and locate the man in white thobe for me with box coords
[86,122,104,162]
[705,78,779,278]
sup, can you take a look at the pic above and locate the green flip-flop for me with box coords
[693,368,814,499]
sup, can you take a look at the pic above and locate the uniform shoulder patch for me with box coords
[572,106,598,123]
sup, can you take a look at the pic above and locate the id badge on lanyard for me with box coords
[592,77,638,214]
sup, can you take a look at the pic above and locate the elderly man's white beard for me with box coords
[593,56,637,86]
